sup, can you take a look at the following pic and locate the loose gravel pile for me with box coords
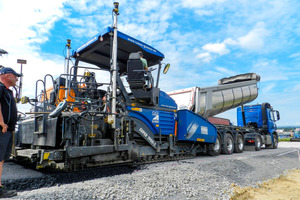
[3,143,300,200]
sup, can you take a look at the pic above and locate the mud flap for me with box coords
[244,132,258,151]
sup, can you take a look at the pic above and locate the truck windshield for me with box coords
[268,109,275,121]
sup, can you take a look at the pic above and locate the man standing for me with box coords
[0,67,21,198]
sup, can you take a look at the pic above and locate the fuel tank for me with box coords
[167,73,260,118]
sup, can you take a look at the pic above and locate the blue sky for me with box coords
[0,0,300,126]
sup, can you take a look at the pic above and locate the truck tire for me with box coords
[234,133,244,153]
[207,134,221,156]
[272,134,278,149]
[221,133,234,155]
[255,135,262,151]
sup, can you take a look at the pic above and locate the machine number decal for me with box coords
[139,128,157,147]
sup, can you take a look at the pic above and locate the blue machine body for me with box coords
[237,104,277,133]
[128,107,176,136]
[177,110,217,143]
[74,26,218,145]
[128,91,177,136]
[159,91,177,110]
[128,91,217,143]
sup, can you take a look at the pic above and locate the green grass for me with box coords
[279,138,291,142]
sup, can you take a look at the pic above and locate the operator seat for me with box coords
[127,53,145,89]
[126,52,159,105]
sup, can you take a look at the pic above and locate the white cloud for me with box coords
[215,67,236,76]
[223,22,270,52]
[261,83,276,94]
[195,38,232,63]
[64,0,110,14]
[0,0,68,101]
[237,22,269,50]
[66,18,85,26]
[182,0,226,8]
[181,0,226,16]
[224,38,238,46]
[202,42,230,55]
[196,52,213,63]
[0,0,67,53]
[195,10,214,16]
[251,59,288,82]
[195,22,270,63]
[138,0,161,13]
[288,83,300,92]
[289,52,300,59]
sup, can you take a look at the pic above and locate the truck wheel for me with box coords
[234,134,244,153]
[221,133,234,155]
[207,134,221,156]
[255,135,262,151]
[272,134,278,149]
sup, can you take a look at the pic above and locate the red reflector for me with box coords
[247,140,255,143]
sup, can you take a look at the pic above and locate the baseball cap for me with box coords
[137,51,143,56]
[0,67,22,77]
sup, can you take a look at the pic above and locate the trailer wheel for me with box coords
[221,133,234,155]
[255,135,262,151]
[207,134,221,156]
[234,134,244,153]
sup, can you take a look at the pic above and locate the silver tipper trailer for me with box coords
[167,73,260,118]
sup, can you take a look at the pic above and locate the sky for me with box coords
[0,0,300,126]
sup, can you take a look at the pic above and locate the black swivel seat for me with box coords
[126,53,159,105]
[127,53,145,89]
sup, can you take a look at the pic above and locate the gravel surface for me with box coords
[2,142,300,200]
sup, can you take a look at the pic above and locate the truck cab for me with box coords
[237,103,280,149]
[237,103,280,134]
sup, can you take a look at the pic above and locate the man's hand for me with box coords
[0,121,8,133]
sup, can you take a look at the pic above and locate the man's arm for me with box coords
[0,104,7,133]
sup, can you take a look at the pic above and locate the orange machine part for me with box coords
[41,86,53,102]
[174,121,178,137]
[41,86,80,112]
[56,86,75,104]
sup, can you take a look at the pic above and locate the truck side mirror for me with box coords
[163,63,170,74]
[275,110,280,121]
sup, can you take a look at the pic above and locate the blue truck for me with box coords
[168,83,281,155]
[205,103,281,154]
[237,103,280,150]
[14,3,280,170]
